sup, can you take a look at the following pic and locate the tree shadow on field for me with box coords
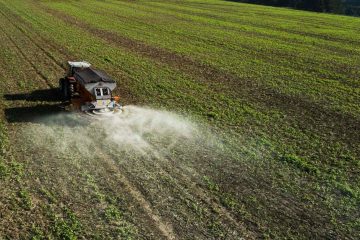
[4,88,86,127]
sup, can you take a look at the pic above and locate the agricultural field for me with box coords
[0,0,359,239]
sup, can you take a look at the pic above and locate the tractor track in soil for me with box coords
[171,152,330,237]
[41,5,360,150]
[14,132,168,238]
[95,148,178,240]
[122,149,257,237]
[5,118,178,239]
[109,149,256,238]
[88,117,255,237]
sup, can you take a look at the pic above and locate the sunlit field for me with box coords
[0,0,359,239]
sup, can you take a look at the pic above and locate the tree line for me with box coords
[229,0,360,16]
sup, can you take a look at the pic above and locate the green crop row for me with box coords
[36,0,360,194]
[1,0,358,238]
[46,0,360,118]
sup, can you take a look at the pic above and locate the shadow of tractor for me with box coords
[3,88,86,127]
[4,88,61,102]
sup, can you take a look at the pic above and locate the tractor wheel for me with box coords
[59,78,64,92]
[59,78,70,101]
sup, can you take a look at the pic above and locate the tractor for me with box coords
[59,61,122,116]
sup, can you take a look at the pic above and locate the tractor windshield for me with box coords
[94,87,111,99]
[102,88,109,96]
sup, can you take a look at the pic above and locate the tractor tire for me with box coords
[59,78,64,92]
[59,78,70,101]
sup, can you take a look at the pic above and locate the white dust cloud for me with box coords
[23,105,199,158]
[102,106,196,154]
